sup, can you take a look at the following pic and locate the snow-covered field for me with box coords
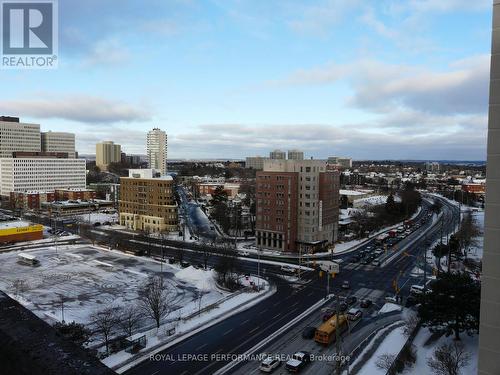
[0,245,226,327]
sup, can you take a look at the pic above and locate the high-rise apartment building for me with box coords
[96,141,121,170]
[269,149,286,160]
[41,131,76,158]
[147,128,168,175]
[255,159,339,253]
[0,155,86,196]
[0,117,41,158]
[287,150,304,160]
[478,2,500,374]
[119,169,178,233]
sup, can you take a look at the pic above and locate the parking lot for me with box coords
[0,244,226,327]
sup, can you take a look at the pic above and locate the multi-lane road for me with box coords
[8,194,459,375]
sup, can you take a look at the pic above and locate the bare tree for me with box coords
[376,353,396,371]
[403,313,420,337]
[427,342,470,375]
[141,276,173,329]
[90,307,119,355]
[118,305,141,337]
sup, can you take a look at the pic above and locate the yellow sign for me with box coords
[0,224,43,237]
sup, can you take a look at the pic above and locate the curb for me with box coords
[113,283,277,374]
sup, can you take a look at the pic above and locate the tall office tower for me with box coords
[245,156,267,170]
[269,149,286,160]
[41,131,76,158]
[96,141,121,170]
[287,149,304,161]
[255,159,339,253]
[147,128,168,175]
[0,116,41,158]
[119,169,178,232]
[478,2,500,374]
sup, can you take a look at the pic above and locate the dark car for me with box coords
[180,261,190,268]
[346,296,357,305]
[360,299,372,308]
[322,309,335,321]
[361,258,370,265]
[301,326,316,339]
[405,295,418,308]
[93,222,101,227]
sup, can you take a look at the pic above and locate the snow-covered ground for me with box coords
[0,245,227,327]
[348,322,406,375]
[378,302,402,314]
[77,212,119,224]
[406,327,478,375]
[467,210,484,262]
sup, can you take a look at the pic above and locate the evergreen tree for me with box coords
[418,272,480,340]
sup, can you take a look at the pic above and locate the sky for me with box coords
[0,0,493,160]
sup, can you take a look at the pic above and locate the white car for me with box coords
[281,265,296,274]
[347,308,363,321]
[259,356,281,373]
[240,251,250,256]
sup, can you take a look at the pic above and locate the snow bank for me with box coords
[379,303,402,314]
[175,266,215,290]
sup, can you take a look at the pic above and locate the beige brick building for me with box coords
[119,169,178,233]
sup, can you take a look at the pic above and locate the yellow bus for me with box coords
[314,314,348,345]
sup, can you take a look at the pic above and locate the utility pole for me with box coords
[257,246,261,291]
[335,293,341,375]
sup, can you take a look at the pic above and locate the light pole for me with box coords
[257,246,261,291]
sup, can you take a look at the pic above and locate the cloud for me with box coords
[268,55,490,115]
[0,96,151,124]
[81,39,130,67]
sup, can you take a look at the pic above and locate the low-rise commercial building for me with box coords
[0,219,43,244]
[10,191,56,210]
[119,169,178,233]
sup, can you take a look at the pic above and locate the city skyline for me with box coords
[0,1,491,160]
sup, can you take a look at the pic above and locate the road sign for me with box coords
[318,261,340,274]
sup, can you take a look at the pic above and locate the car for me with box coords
[347,308,363,321]
[349,257,358,263]
[259,355,281,373]
[339,302,348,312]
[385,295,398,304]
[346,296,357,305]
[301,326,316,339]
[103,221,111,226]
[180,261,190,268]
[372,260,381,266]
[285,351,312,372]
[405,295,418,308]
[342,280,350,289]
[322,308,336,321]
[240,251,250,256]
[361,258,370,265]
[360,299,372,308]
[281,265,296,274]
[410,285,426,295]
[93,222,101,227]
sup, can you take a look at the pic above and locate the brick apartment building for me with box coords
[119,169,178,233]
[255,159,340,253]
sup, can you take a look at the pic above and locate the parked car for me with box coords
[361,258,370,265]
[285,351,312,372]
[360,299,372,308]
[259,355,281,373]
[405,295,418,308]
[301,326,316,339]
[385,295,398,304]
[410,284,427,295]
[347,308,363,321]
[341,280,350,289]
[180,261,190,268]
[372,260,381,266]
